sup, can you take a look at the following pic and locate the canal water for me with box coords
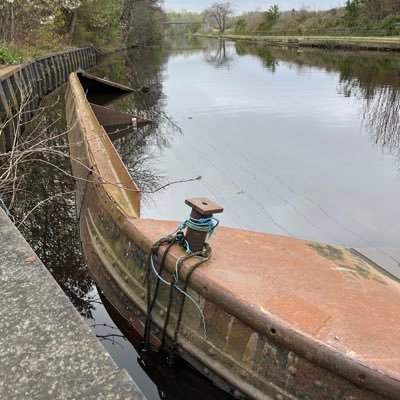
[9,36,400,398]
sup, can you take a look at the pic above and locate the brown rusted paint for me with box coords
[184,197,224,253]
[185,207,211,253]
[66,72,400,400]
[185,197,224,215]
[67,72,140,218]
[77,71,134,106]
[90,102,151,133]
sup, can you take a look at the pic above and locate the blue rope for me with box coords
[178,215,219,254]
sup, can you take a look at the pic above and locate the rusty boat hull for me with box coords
[66,72,400,400]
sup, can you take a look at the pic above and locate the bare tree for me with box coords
[205,2,233,33]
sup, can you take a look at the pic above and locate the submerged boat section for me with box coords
[66,71,400,400]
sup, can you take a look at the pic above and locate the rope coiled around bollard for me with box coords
[178,215,219,253]
[141,221,213,361]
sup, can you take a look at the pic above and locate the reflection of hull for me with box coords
[66,71,400,400]
[100,290,235,400]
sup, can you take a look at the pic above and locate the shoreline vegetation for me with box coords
[165,1,400,53]
[3,1,400,64]
[0,0,164,65]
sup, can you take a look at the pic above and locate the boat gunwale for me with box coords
[121,217,400,399]
[67,72,400,400]
[68,71,141,218]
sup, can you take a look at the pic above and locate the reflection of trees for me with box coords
[3,45,176,318]
[163,35,207,57]
[4,94,96,319]
[100,292,235,400]
[236,42,400,167]
[362,87,400,164]
[236,42,278,72]
[94,47,182,200]
[204,39,236,69]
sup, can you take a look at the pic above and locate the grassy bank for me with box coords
[197,33,400,52]
[0,47,33,65]
[0,44,82,66]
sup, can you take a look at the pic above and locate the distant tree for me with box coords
[234,16,247,34]
[344,0,360,25]
[61,0,84,38]
[205,2,233,33]
[257,4,280,32]
[265,4,280,26]
[121,0,165,45]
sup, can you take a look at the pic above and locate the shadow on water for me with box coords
[3,37,400,398]
[3,92,96,319]
[99,291,235,400]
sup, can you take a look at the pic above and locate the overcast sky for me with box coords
[162,0,346,13]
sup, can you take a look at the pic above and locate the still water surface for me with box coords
[11,37,400,398]
[138,38,400,276]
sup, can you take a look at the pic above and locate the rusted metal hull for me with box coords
[66,72,400,400]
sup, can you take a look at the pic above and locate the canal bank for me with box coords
[0,208,145,399]
[196,33,400,52]
[0,47,98,153]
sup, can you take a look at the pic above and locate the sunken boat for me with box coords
[66,71,400,400]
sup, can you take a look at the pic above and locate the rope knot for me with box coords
[179,215,219,236]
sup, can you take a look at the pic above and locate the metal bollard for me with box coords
[184,197,224,252]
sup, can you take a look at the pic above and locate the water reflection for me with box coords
[235,42,400,168]
[236,43,277,72]
[100,292,235,400]
[164,35,207,56]
[3,94,96,318]
[144,37,400,277]
[204,39,236,70]
[92,47,184,201]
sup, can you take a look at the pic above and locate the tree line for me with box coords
[164,1,400,36]
[0,0,165,53]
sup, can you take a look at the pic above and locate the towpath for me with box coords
[196,33,400,52]
[0,208,146,399]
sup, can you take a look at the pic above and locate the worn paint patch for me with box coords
[308,243,344,262]
[349,248,397,284]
